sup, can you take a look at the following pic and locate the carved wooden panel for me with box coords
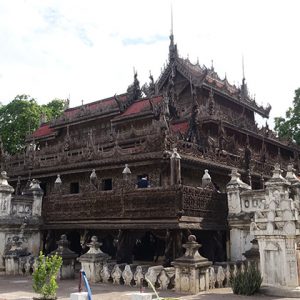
[43,185,227,228]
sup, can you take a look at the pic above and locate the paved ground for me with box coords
[0,276,296,300]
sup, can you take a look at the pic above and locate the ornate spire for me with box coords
[127,70,142,102]
[240,55,249,100]
[169,4,178,61]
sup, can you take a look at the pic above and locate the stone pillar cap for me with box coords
[172,235,211,267]
[202,169,211,187]
[265,163,290,186]
[55,174,62,184]
[50,234,77,259]
[78,236,110,262]
[286,163,300,185]
[171,148,181,159]
[0,171,14,193]
[226,168,251,190]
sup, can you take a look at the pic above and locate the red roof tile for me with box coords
[121,96,162,117]
[32,124,54,138]
[171,122,189,134]
[63,95,127,119]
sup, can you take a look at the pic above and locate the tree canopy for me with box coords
[274,88,300,146]
[0,95,65,154]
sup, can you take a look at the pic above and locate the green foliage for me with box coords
[230,265,262,296]
[42,98,65,120]
[0,95,41,154]
[0,95,65,154]
[32,251,62,299]
[274,88,300,145]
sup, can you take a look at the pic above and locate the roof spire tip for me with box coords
[242,54,245,80]
[170,2,173,36]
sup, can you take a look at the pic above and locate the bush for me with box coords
[32,252,63,300]
[230,264,262,296]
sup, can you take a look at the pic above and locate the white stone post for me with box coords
[170,148,181,185]
[172,235,211,294]
[226,169,251,215]
[0,171,14,271]
[0,171,14,216]
[226,169,251,261]
[29,179,44,216]
[78,236,111,283]
[50,234,78,279]
[296,242,300,286]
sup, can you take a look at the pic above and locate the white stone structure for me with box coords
[50,234,78,279]
[251,163,300,287]
[172,235,211,294]
[4,235,30,275]
[227,163,300,288]
[0,172,43,273]
[78,235,111,283]
[0,171,14,216]
[226,169,252,261]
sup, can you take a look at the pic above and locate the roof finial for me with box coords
[240,54,248,99]
[171,2,173,36]
[242,54,245,80]
[211,59,214,70]
[169,2,177,61]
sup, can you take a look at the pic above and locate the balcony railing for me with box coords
[43,185,227,228]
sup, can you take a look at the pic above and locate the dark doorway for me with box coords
[67,231,82,255]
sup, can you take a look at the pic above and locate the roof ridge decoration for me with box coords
[156,30,272,118]
[141,72,156,98]
[124,71,142,108]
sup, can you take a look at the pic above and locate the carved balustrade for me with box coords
[12,254,251,295]
[43,185,227,227]
[75,260,250,292]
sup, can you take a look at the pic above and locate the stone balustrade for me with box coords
[207,261,251,289]
[90,262,176,290]
[71,260,249,293]
[74,234,254,294]
[5,251,253,295]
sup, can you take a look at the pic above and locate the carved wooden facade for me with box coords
[2,33,300,263]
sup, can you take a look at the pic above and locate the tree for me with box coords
[0,95,41,154]
[0,95,65,154]
[274,88,300,145]
[42,98,66,119]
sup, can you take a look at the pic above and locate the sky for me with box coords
[0,0,299,127]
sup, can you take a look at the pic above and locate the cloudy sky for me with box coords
[0,0,299,126]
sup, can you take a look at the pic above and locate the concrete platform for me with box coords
[260,285,300,298]
[0,276,297,300]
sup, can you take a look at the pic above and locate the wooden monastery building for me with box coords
[3,32,300,266]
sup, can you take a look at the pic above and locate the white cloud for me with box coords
[0,0,299,127]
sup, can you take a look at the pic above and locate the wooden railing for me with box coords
[43,185,227,227]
